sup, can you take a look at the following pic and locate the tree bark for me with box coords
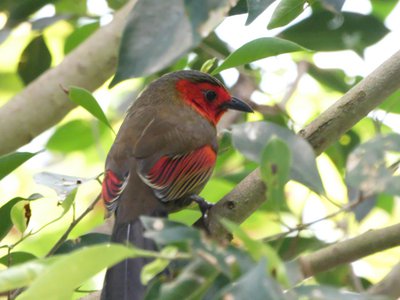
[200,49,400,239]
[0,0,136,156]
[296,223,400,279]
[368,261,400,299]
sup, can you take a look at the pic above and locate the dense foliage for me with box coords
[0,0,399,299]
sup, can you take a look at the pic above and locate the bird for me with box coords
[100,70,253,300]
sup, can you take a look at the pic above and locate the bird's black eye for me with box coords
[205,90,217,102]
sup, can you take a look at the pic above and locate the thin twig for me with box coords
[349,266,364,293]
[263,197,362,243]
[5,209,67,257]
[9,194,102,300]
[46,194,101,257]
[7,247,11,300]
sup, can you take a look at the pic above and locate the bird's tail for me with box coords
[101,217,157,300]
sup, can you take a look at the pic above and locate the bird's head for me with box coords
[175,71,253,125]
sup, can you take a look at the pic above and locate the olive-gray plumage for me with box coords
[101,70,252,300]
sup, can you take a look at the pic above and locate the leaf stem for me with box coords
[46,194,101,257]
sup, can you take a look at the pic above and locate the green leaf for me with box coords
[0,258,57,293]
[46,119,106,153]
[223,245,255,275]
[269,236,325,260]
[68,87,114,133]
[18,244,145,300]
[350,188,377,222]
[346,133,400,197]
[17,35,52,85]
[158,258,219,300]
[211,38,306,74]
[110,0,235,86]
[201,275,231,300]
[200,58,217,73]
[279,11,389,54]
[221,219,287,285]
[260,136,292,209]
[376,193,394,215]
[141,246,177,285]
[268,0,306,29]
[55,233,110,255]
[5,0,57,29]
[315,264,351,288]
[0,252,37,267]
[216,259,286,300]
[141,217,201,245]
[0,151,37,181]
[325,130,360,174]
[0,198,23,240]
[261,136,291,186]
[10,201,30,233]
[64,22,99,54]
[60,187,78,215]
[371,0,398,21]
[379,90,400,114]
[232,121,325,195]
[168,55,189,72]
[246,0,275,25]
[30,15,68,31]
[320,0,345,13]
[307,63,356,94]
[55,0,87,14]
[0,71,23,95]
[202,32,231,57]
[0,194,41,240]
[144,280,163,300]
[106,0,129,10]
[229,0,248,16]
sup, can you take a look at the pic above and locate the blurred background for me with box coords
[1,0,400,296]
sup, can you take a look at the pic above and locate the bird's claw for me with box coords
[190,195,214,220]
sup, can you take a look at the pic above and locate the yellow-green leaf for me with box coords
[18,244,150,300]
[211,38,306,74]
[0,152,38,181]
[141,246,178,285]
[68,86,114,133]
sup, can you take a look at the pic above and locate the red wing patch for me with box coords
[102,170,129,214]
[139,145,216,202]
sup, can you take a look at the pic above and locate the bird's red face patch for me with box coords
[176,79,231,125]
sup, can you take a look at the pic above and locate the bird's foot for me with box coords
[190,195,214,220]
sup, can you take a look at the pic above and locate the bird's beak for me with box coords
[221,97,254,112]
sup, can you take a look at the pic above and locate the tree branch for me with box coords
[296,223,400,279]
[46,194,102,257]
[199,49,400,239]
[298,51,400,155]
[262,196,362,243]
[0,0,137,156]
[368,261,400,299]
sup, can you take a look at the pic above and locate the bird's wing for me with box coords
[101,106,157,215]
[102,169,129,215]
[137,145,216,202]
[131,106,217,202]
[102,104,217,213]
